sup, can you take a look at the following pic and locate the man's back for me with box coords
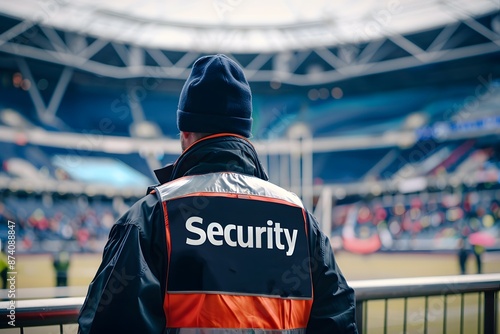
[78,54,358,334]
[158,171,313,330]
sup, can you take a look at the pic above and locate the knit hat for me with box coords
[177,54,253,138]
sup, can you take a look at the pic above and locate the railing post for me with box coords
[484,291,497,334]
[356,300,363,334]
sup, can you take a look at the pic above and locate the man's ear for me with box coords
[182,131,198,143]
[180,131,197,152]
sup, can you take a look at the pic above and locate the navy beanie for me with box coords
[177,54,253,138]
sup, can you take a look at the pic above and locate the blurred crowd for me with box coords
[331,188,500,252]
[0,194,133,253]
[1,187,499,254]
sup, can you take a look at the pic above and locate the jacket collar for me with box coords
[153,134,268,185]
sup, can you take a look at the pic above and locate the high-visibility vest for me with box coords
[156,172,313,332]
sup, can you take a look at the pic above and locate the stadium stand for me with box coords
[0,5,499,255]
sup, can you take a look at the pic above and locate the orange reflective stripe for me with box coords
[174,329,306,334]
[163,201,172,321]
[183,191,303,208]
[165,294,312,329]
[183,133,251,155]
[197,132,248,142]
[302,209,308,237]
[163,202,172,260]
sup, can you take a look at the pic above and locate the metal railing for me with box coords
[1,274,499,333]
[352,274,500,334]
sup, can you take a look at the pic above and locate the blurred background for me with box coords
[0,0,499,289]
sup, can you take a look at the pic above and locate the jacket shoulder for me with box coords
[115,193,162,230]
[156,172,304,208]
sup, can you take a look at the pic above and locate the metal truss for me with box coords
[0,9,499,88]
[0,3,499,201]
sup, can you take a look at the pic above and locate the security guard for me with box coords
[78,54,358,334]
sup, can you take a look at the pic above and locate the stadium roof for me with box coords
[0,0,498,88]
[0,0,498,53]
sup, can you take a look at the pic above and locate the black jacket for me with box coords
[78,135,358,334]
